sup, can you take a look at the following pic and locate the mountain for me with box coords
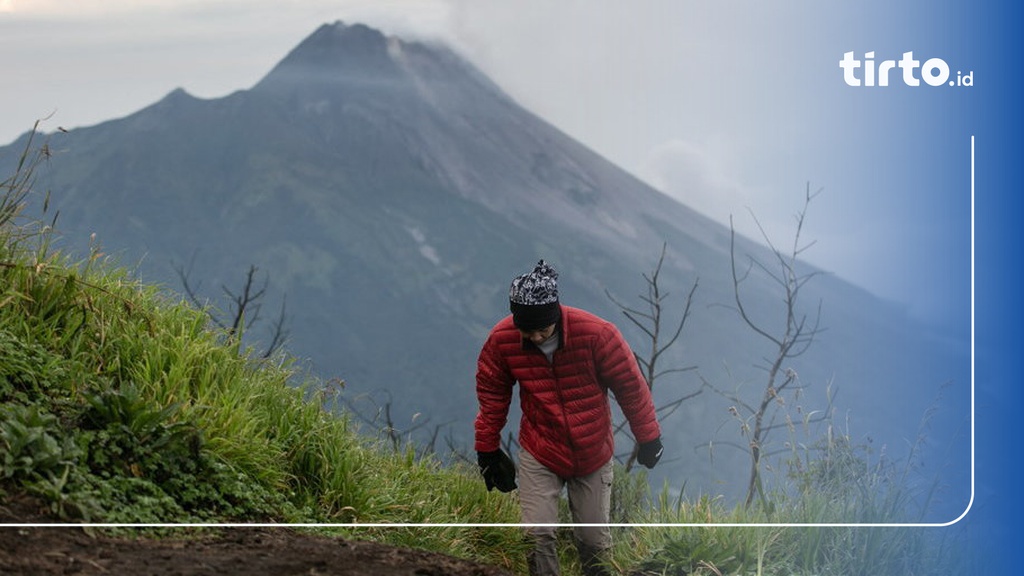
[1,22,970,516]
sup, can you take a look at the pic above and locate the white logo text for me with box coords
[840,51,973,87]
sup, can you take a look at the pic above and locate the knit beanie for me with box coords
[509,260,561,330]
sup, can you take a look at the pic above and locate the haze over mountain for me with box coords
[2,22,970,517]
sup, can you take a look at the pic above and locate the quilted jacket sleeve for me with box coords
[474,331,515,453]
[595,323,661,444]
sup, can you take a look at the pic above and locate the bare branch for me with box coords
[260,295,290,358]
[175,259,290,358]
[713,186,832,510]
[608,242,702,472]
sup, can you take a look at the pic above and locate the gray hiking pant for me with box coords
[518,450,613,576]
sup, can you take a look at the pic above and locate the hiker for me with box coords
[474,260,664,576]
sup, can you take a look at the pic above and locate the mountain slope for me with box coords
[1,21,970,513]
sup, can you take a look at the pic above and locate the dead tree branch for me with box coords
[607,243,701,471]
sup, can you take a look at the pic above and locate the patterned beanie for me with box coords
[509,260,561,330]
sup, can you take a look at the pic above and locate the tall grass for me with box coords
[1,130,530,569]
[608,429,969,576]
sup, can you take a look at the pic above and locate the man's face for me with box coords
[518,324,557,346]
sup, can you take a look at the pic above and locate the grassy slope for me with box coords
[0,219,544,570]
[0,136,536,571]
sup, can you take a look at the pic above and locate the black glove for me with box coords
[637,437,664,469]
[477,449,517,492]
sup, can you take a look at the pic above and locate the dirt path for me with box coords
[1,496,513,576]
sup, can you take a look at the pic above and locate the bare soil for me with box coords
[0,495,514,576]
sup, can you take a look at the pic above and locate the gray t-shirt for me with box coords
[536,330,560,363]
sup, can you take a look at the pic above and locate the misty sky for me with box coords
[0,0,976,331]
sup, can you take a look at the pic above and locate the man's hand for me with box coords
[477,449,517,492]
[637,437,664,469]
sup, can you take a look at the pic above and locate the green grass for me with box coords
[608,479,969,576]
[0,221,534,568]
[1,133,530,569]
[2,131,973,576]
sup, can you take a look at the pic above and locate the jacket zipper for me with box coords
[548,349,579,476]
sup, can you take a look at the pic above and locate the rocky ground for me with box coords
[0,495,513,576]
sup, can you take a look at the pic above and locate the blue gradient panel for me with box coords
[969,2,1023,570]
[934,2,1019,572]
[804,1,1015,571]
[966,3,1021,572]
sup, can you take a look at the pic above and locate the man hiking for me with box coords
[475,260,664,576]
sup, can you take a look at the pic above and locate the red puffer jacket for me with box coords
[475,305,661,478]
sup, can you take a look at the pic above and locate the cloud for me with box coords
[638,138,749,224]
[0,0,175,17]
